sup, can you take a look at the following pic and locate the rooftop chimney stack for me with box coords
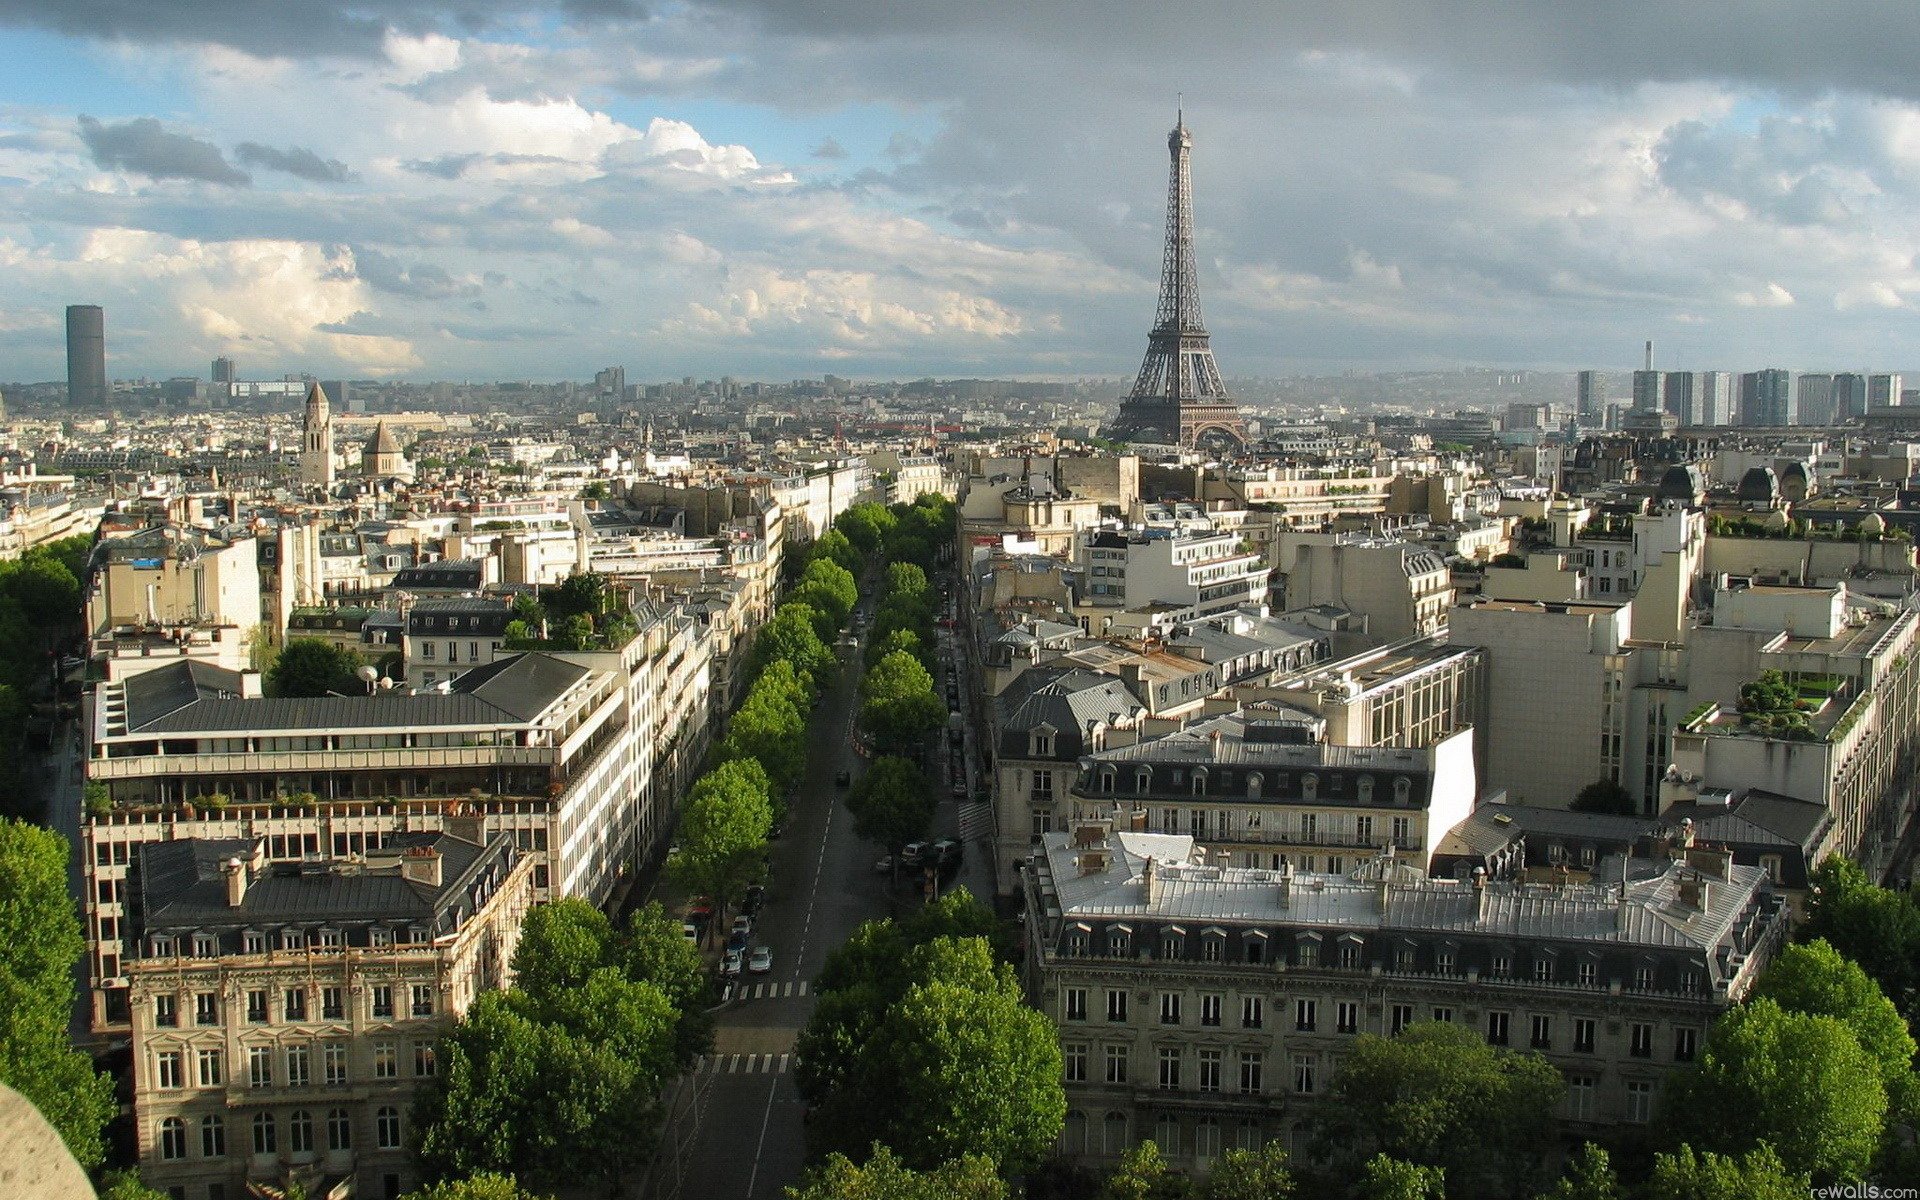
[223,857,248,908]
[402,845,443,888]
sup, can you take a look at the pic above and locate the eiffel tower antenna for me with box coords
[1105,112,1246,450]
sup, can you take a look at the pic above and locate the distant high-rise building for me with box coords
[1870,373,1904,411]
[321,380,351,413]
[1105,114,1247,449]
[1631,340,1661,412]
[300,381,334,489]
[211,356,235,386]
[66,304,106,408]
[1575,370,1607,422]
[1833,373,1868,421]
[1698,371,1733,426]
[1796,373,1836,426]
[594,367,626,399]
[1739,368,1794,426]
[1662,371,1697,424]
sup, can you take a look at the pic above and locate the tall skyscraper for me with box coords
[66,304,106,408]
[1698,371,1733,426]
[1870,373,1904,411]
[300,381,334,489]
[1575,370,1607,422]
[1739,368,1794,426]
[1662,371,1697,424]
[1105,114,1247,449]
[1796,373,1836,426]
[1631,340,1662,411]
[211,356,235,386]
[1835,373,1869,419]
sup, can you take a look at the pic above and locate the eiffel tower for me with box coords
[1106,114,1248,450]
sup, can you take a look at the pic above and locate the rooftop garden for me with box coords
[1706,513,1909,542]
[1729,669,1851,742]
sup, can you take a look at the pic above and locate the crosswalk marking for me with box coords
[736,980,810,1000]
[697,1053,793,1076]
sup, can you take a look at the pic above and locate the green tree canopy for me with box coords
[670,759,775,913]
[799,558,860,626]
[1313,1021,1563,1199]
[1802,854,1920,1019]
[1752,938,1918,1120]
[845,756,935,854]
[98,1171,169,1200]
[401,1172,552,1200]
[811,528,865,576]
[835,503,897,556]
[1569,778,1634,816]
[883,562,930,603]
[1198,1145,1294,1200]
[1104,1141,1186,1200]
[754,603,837,682]
[1359,1157,1445,1200]
[720,686,808,795]
[859,651,945,754]
[545,573,609,621]
[0,820,114,1168]
[1642,1144,1809,1200]
[786,1144,1005,1200]
[0,551,80,627]
[1660,997,1886,1181]
[1532,1144,1619,1200]
[266,637,365,697]
[621,901,713,1063]
[509,899,614,1011]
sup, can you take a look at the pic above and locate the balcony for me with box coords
[1159,829,1418,852]
[89,744,554,781]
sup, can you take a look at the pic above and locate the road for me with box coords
[644,596,995,1200]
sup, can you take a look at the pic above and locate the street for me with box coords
[643,599,995,1200]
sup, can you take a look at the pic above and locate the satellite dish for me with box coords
[356,665,379,683]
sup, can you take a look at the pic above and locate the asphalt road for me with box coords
[643,607,994,1200]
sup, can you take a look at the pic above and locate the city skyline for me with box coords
[3,4,1920,383]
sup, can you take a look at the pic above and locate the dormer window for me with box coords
[1394,777,1413,805]
[192,934,217,959]
[1108,926,1132,957]
[150,935,176,958]
[1301,774,1318,802]
[1030,727,1055,758]
[1356,777,1374,804]
[1191,769,1208,797]
[242,931,267,955]
[1135,768,1152,794]
[281,930,305,952]
[1099,769,1116,794]
[1247,773,1262,799]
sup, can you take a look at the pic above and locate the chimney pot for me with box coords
[223,856,248,908]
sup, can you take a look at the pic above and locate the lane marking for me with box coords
[743,1073,780,1197]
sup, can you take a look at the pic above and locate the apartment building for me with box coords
[1260,636,1486,752]
[1077,528,1272,622]
[1023,825,1785,1171]
[125,828,535,1200]
[404,597,514,687]
[1067,708,1477,874]
[87,526,261,642]
[1281,537,1452,643]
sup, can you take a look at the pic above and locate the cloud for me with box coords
[345,246,481,299]
[812,137,848,160]
[234,142,354,182]
[76,115,248,185]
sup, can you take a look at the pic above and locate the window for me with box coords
[288,1109,314,1155]
[1196,1117,1221,1164]
[1490,952,1511,978]
[322,987,344,1021]
[1392,815,1411,846]
[371,985,394,1019]
[247,990,268,1023]
[1292,1053,1316,1095]
[324,1043,348,1086]
[374,1042,398,1079]
[1239,1051,1264,1094]
[411,984,435,1018]
[194,992,218,1026]
[1533,957,1555,983]
[285,988,307,1021]
[1578,960,1598,987]
[1337,1001,1360,1035]
[1241,996,1263,1030]
[1104,1044,1129,1085]
[327,1109,352,1152]
[248,1046,273,1087]
[154,995,178,1028]
[1630,1023,1654,1058]
[1390,1004,1414,1035]
[1297,939,1319,968]
[201,1115,225,1158]
[376,1107,402,1150]
[1530,1015,1552,1050]
[1396,944,1415,972]
[1157,1047,1181,1091]
[1295,999,1316,1032]
[1106,989,1127,1023]
[1573,1018,1596,1053]
[421,640,435,659]
[414,1043,437,1077]
[1566,1074,1595,1121]
[196,1048,223,1087]
[1064,1043,1087,1083]
[155,1050,183,1089]
[1340,941,1362,970]
[1064,988,1087,1022]
[1435,948,1455,975]
[1431,1006,1454,1023]
[1104,1112,1129,1156]
[1625,1081,1653,1124]
[1200,994,1222,1027]
[1485,1011,1510,1046]
[282,930,305,952]
[1203,936,1223,963]
[243,930,267,955]
[193,934,217,958]
[1634,965,1655,991]
[1066,930,1087,956]
[1198,1049,1222,1092]
[1674,1028,1698,1063]
[286,1043,311,1087]
[1154,1115,1180,1158]
[159,1117,187,1161]
[1159,993,1181,1025]
[252,1112,277,1155]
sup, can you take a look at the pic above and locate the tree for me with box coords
[1358,1156,1445,1200]
[835,503,897,556]
[401,1174,551,1200]
[799,558,860,627]
[98,1170,168,1200]
[1198,1144,1294,1200]
[621,902,713,1064]
[509,899,614,1010]
[1532,1144,1618,1200]
[1313,1022,1563,1199]
[0,821,115,1168]
[787,1144,1005,1200]
[1104,1141,1186,1200]
[720,688,808,794]
[883,562,930,603]
[845,756,935,856]
[546,573,608,621]
[811,529,865,576]
[1752,938,1918,1121]
[671,760,775,915]
[754,604,836,682]
[1660,997,1885,1181]
[0,552,80,627]
[860,650,944,754]
[1569,778,1634,816]
[266,637,364,697]
[1802,854,1920,1019]
[1642,1145,1809,1200]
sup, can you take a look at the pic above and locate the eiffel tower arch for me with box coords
[1106,115,1248,451]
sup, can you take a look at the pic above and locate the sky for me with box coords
[3,2,1920,384]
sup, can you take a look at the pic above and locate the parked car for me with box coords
[748,945,773,974]
[722,948,744,976]
[742,884,766,915]
[731,915,754,940]
[726,929,750,954]
[900,842,930,868]
[932,838,963,867]
[872,854,894,874]
[681,921,701,945]
[835,770,852,787]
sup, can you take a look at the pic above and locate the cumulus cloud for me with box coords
[77,115,248,185]
[234,142,354,183]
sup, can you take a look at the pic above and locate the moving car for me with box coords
[742,884,766,915]
[748,945,773,974]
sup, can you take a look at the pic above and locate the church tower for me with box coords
[300,381,334,489]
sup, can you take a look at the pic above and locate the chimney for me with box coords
[223,856,248,908]
[1376,878,1391,915]
[1472,866,1488,920]
[1684,844,1734,883]
[402,845,443,888]
[1677,818,1696,851]
[1143,857,1159,904]
[1277,861,1292,909]
[1128,807,1148,833]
